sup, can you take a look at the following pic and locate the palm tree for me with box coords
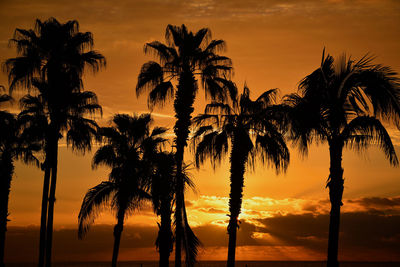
[0,86,39,267]
[5,18,105,267]
[150,152,176,267]
[284,50,400,267]
[17,75,101,267]
[136,24,235,267]
[78,113,167,267]
[192,84,289,267]
[149,151,197,267]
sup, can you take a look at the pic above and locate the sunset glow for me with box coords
[1,0,400,264]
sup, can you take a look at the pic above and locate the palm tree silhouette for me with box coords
[18,76,101,265]
[136,24,235,267]
[150,152,197,267]
[5,18,105,267]
[78,113,167,267]
[0,86,39,267]
[193,84,289,267]
[284,50,400,267]
[150,152,175,267]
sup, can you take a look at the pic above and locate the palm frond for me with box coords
[194,130,229,168]
[144,42,175,64]
[66,117,99,153]
[151,126,168,137]
[357,64,400,127]
[204,39,226,54]
[78,181,116,239]
[255,131,290,173]
[182,201,201,267]
[165,24,185,47]
[193,28,210,48]
[342,116,398,165]
[92,145,117,168]
[205,102,231,115]
[256,88,278,107]
[148,81,174,108]
[192,125,214,140]
[192,113,219,126]
[136,61,164,96]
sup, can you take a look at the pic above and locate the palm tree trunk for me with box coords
[38,148,51,267]
[327,140,344,267]
[174,170,184,267]
[159,199,172,267]
[45,135,59,267]
[227,133,247,267]
[111,211,125,267]
[0,152,13,267]
[173,71,197,267]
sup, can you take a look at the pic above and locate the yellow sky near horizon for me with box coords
[1,0,400,262]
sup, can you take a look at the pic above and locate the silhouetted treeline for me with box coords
[1,19,399,267]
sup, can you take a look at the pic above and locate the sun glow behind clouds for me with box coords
[1,0,400,262]
[185,195,400,228]
[186,195,317,227]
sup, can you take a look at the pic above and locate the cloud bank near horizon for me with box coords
[5,195,400,262]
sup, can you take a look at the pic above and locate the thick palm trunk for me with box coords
[227,134,248,267]
[327,140,344,267]
[159,199,173,267]
[111,212,125,267]
[45,134,59,267]
[173,71,196,267]
[38,147,51,267]
[0,153,13,267]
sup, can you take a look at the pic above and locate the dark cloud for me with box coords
[302,203,320,213]
[6,210,400,262]
[348,196,400,208]
[256,212,400,260]
[5,224,158,262]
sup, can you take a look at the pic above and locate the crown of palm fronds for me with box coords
[193,83,290,173]
[5,17,105,91]
[0,85,40,166]
[284,49,400,163]
[79,113,167,239]
[136,24,235,109]
[17,77,102,154]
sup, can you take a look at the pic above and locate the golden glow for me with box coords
[1,0,400,262]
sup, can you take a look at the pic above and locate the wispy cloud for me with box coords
[139,110,174,119]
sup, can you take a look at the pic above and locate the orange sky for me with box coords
[1,0,400,262]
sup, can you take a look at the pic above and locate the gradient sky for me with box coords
[1,0,400,262]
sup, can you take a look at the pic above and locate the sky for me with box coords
[1,0,400,262]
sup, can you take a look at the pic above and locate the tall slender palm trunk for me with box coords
[174,156,184,267]
[112,212,125,267]
[159,200,173,267]
[38,146,51,267]
[327,139,344,267]
[227,134,248,267]
[45,132,59,267]
[173,71,196,267]
[0,153,13,267]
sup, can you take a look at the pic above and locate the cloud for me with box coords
[256,212,400,260]
[183,194,400,230]
[348,196,400,208]
[139,111,174,119]
[343,196,400,215]
[5,224,159,262]
[6,209,400,262]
